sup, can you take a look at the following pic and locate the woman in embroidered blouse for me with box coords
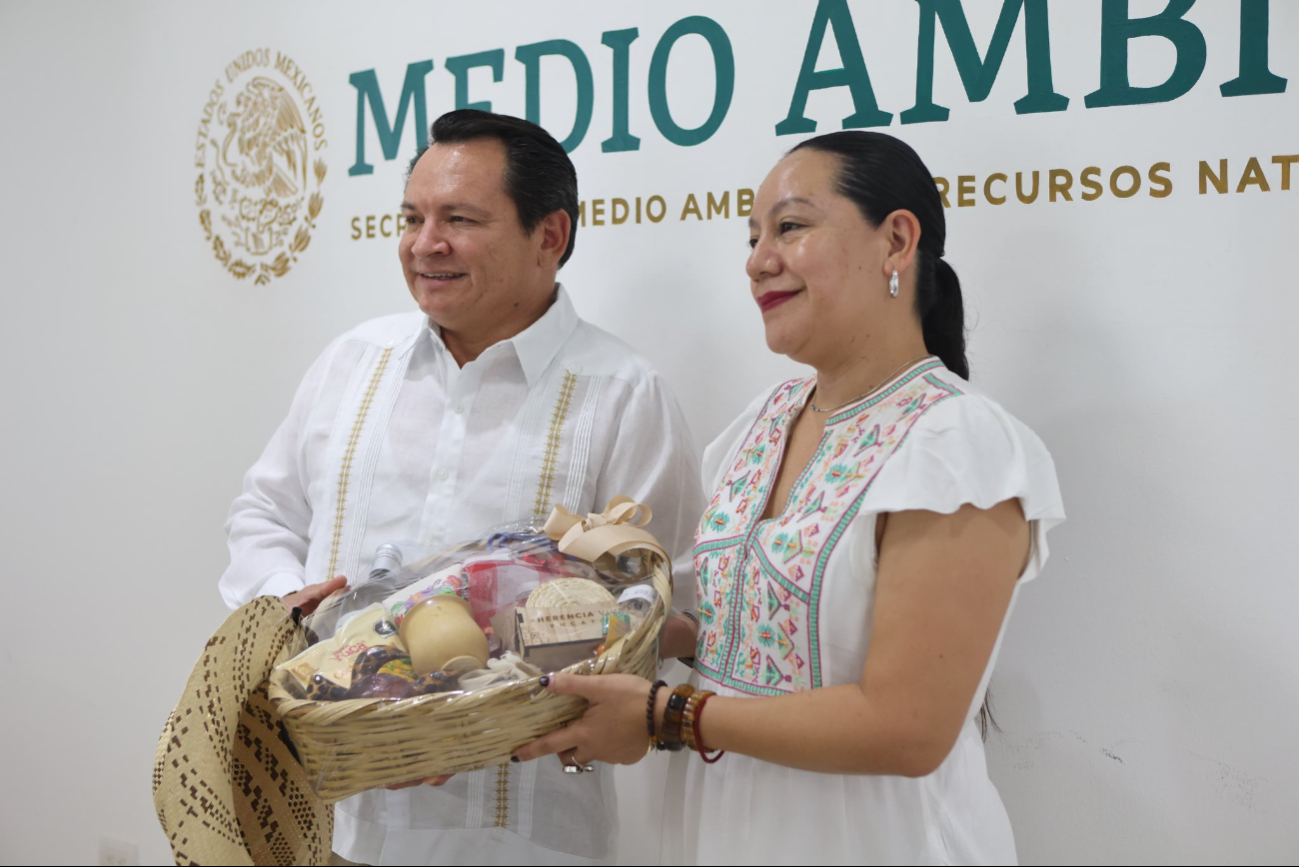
[517,131,1065,865]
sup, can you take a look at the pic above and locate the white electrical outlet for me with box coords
[99,837,139,867]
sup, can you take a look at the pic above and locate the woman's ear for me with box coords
[881,209,922,278]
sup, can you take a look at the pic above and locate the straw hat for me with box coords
[152,596,332,866]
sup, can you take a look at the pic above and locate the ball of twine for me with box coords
[525,577,616,609]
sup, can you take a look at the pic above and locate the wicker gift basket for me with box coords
[267,497,670,803]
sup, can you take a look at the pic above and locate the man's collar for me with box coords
[510,284,579,385]
[424,284,579,386]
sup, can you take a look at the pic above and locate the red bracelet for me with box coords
[693,692,724,763]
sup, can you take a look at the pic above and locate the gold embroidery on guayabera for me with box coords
[533,371,578,515]
[494,764,511,827]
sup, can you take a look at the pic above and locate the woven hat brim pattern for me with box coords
[153,596,333,866]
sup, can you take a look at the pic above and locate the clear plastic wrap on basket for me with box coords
[267,499,670,801]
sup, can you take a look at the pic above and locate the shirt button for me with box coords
[436,468,449,482]
[453,403,465,415]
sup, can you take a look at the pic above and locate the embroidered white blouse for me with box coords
[664,358,1064,866]
[219,287,704,866]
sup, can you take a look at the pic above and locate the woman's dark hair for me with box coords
[408,109,579,267]
[790,132,968,380]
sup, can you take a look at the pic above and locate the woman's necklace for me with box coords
[807,354,934,414]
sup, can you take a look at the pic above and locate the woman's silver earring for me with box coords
[889,269,900,298]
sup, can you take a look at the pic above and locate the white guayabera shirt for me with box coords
[220,286,704,866]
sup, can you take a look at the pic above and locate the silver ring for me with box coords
[561,754,595,774]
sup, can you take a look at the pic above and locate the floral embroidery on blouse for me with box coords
[693,360,962,695]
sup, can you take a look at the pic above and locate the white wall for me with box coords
[1,1,1295,864]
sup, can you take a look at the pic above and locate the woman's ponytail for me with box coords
[920,255,968,380]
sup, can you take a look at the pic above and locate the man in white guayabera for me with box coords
[219,109,704,867]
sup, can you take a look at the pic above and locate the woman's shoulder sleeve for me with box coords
[868,388,1066,581]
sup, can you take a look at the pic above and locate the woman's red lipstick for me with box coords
[758,290,800,312]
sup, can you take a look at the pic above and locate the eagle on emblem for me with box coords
[221,76,309,198]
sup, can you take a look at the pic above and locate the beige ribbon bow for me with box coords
[543,496,666,564]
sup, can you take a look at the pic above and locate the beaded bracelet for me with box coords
[646,680,667,752]
[681,689,710,751]
[658,684,694,751]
